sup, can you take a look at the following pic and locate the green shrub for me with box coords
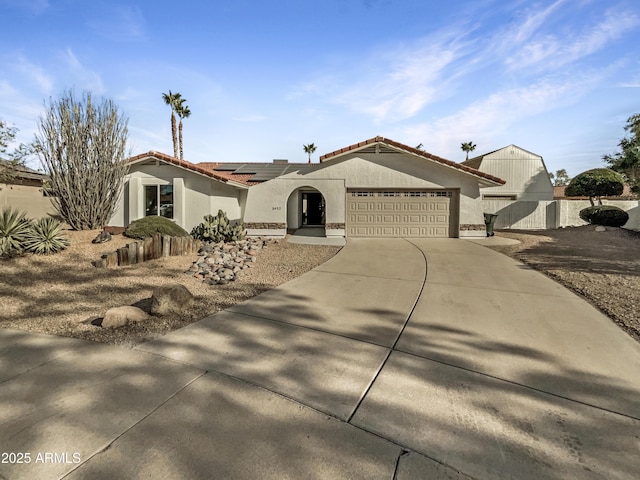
[124,216,190,240]
[23,217,70,255]
[191,210,246,243]
[565,168,625,205]
[0,208,32,258]
[579,205,629,227]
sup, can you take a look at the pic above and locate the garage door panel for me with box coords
[347,190,455,238]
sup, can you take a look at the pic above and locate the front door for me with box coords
[302,192,325,226]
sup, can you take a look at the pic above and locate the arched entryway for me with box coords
[286,186,326,232]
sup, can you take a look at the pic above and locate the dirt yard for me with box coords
[0,230,341,346]
[489,226,640,343]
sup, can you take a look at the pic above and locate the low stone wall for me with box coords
[325,223,345,230]
[245,222,287,229]
[92,234,200,268]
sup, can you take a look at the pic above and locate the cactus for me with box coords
[191,210,246,243]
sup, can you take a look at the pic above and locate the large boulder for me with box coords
[102,306,150,328]
[151,284,194,316]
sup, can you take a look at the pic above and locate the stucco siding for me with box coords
[111,163,242,232]
[0,184,56,219]
[245,153,489,237]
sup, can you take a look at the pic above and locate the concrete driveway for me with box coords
[1,238,639,479]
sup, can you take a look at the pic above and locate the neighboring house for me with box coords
[110,137,506,239]
[462,145,553,201]
[0,160,56,218]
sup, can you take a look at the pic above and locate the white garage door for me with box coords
[346,190,456,237]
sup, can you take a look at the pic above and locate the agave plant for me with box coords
[0,208,32,258]
[23,217,70,255]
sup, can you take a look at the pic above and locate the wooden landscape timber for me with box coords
[92,235,200,268]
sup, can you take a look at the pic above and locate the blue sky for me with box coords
[1,0,639,176]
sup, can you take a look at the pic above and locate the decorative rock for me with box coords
[92,230,112,244]
[102,306,149,328]
[151,284,195,316]
[184,237,277,286]
[595,226,606,232]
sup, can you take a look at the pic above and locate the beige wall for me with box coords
[557,200,640,230]
[476,147,554,201]
[109,163,244,232]
[244,152,493,238]
[0,183,56,219]
[484,198,640,231]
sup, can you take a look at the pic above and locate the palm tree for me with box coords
[461,141,476,161]
[303,143,317,163]
[162,91,183,158]
[176,101,191,160]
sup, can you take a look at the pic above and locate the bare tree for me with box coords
[0,120,34,187]
[35,90,129,230]
[549,168,571,186]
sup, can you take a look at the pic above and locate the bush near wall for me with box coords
[124,216,190,240]
[579,205,629,227]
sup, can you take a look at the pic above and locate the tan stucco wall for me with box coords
[109,164,243,232]
[558,200,640,230]
[244,152,490,237]
[0,184,56,218]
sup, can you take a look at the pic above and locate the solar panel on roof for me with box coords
[212,163,245,171]
[234,165,263,174]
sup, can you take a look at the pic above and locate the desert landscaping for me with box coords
[0,229,341,347]
[489,225,640,343]
[1,225,639,347]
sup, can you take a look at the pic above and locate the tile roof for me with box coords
[126,151,231,183]
[0,159,47,181]
[319,136,506,185]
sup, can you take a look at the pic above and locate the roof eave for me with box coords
[126,152,232,184]
[319,137,506,186]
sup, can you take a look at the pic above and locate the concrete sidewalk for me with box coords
[1,238,639,479]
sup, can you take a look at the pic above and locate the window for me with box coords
[145,185,174,218]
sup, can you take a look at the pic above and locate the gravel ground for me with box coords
[488,225,640,343]
[0,230,341,347]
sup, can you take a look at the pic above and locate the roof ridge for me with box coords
[320,137,505,185]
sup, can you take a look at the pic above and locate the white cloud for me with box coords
[63,48,105,94]
[505,8,640,71]
[505,0,567,45]
[400,72,606,158]
[326,28,473,123]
